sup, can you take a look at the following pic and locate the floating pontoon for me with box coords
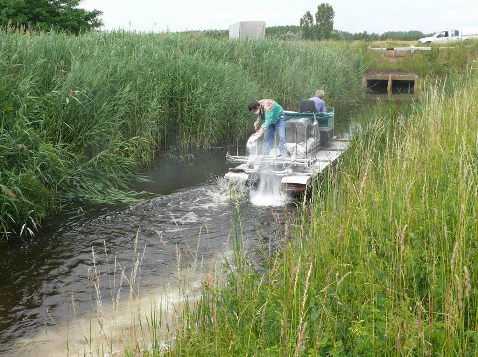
[225,107,350,196]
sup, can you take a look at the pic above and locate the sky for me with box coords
[81,0,478,35]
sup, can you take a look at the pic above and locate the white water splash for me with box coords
[246,134,289,207]
[249,169,287,207]
[176,212,199,224]
[215,177,249,203]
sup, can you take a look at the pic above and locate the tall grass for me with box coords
[362,40,478,77]
[150,34,364,107]
[155,70,478,355]
[0,30,363,238]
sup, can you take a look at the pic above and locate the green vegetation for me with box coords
[265,26,301,41]
[380,30,429,41]
[299,3,333,41]
[151,34,363,108]
[295,3,428,42]
[181,29,228,40]
[138,69,477,356]
[300,3,335,40]
[299,12,314,41]
[187,27,429,42]
[5,27,477,355]
[332,30,431,42]
[363,40,478,76]
[267,26,430,42]
[0,0,103,34]
[0,30,363,238]
[314,3,335,40]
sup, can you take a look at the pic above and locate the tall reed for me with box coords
[0,30,364,238]
[160,70,478,355]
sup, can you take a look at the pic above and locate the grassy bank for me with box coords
[146,70,477,355]
[0,30,363,238]
[362,40,478,76]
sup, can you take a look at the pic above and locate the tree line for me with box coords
[0,0,102,34]
[295,2,429,41]
[266,26,430,41]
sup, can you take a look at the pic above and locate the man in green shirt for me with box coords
[248,99,288,157]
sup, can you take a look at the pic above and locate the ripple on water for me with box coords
[0,181,294,356]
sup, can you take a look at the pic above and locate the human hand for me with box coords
[251,129,264,138]
[254,119,260,131]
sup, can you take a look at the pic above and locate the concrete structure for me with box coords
[229,21,265,40]
[363,72,420,101]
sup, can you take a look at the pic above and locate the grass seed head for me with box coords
[451,241,459,274]
[456,275,463,311]
[464,266,471,300]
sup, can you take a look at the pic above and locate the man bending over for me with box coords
[248,99,289,157]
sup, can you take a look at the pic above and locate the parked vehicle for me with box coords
[418,29,478,44]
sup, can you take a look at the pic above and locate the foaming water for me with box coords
[246,134,288,207]
[250,169,288,207]
[215,176,249,202]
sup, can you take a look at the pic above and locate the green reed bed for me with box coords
[153,34,364,108]
[0,30,363,238]
[160,71,477,355]
[362,40,478,77]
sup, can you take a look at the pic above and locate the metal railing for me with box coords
[227,108,335,165]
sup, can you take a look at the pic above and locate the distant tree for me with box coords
[314,3,334,40]
[266,25,301,39]
[380,31,428,41]
[299,11,314,40]
[182,29,228,40]
[300,3,334,40]
[0,0,103,34]
[330,29,380,41]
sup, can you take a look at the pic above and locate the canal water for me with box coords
[0,104,358,356]
[0,149,294,355]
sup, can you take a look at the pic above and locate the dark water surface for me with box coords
[0,105,356,356]
[0,149,292,355]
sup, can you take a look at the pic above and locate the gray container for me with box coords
[285,118,310,144]
[229,21,266,40]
